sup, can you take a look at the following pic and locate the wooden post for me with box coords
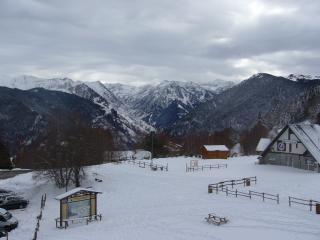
[236,189,238,197]
[310,200,313,212]
[249,190,252,199]
[231,180,234,188]
[277,194,279,204]
[208,185,213,194]
[289,197,291,207]
[262,193,265,202]
[226,187,228,196]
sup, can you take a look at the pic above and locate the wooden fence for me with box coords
[125,160,168,171]
[210,186,280,204]
[208,176,257,193]
[186,163,227,172]
[32,193,47,240]
[249,190,280,204]
[289,196,320,212]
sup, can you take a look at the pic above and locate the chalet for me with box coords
[256,138,271,154]
[259,124,320,172]
[201,145,229,159]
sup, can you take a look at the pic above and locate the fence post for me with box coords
[289,196,291,207]
[208,185,213,194]
[216,184,218,194]
[40,195,43,209]
[249,190,252,199]
[310,200,313,211]
[231,180,234,188]
[262,193,265,202]
[226,187,228,196]
[277,194,279,204]
[236,189,238,198]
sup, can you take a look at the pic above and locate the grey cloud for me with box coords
[0,0,319,84]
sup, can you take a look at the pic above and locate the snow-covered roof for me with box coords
[55,188,102,200]
[203,145,229,151]
[289,124,320,163]
[256,138,271,152]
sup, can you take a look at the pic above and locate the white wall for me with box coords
[270,128,306,155]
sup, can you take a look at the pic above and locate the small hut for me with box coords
[55,188,102,228]
[201,145,229,159]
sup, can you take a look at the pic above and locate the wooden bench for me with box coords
[205,213,228,226]
[55,214,102,229]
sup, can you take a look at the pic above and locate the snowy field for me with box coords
[1,156,320,240]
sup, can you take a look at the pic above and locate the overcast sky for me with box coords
[0,0,319,85]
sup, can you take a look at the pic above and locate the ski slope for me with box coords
[1,156,320,240]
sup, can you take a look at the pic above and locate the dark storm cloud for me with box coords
[0,0,319,84]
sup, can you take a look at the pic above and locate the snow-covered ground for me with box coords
[1,156,320,240]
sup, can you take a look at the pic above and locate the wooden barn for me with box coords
[201,145,229,159]
[259,124,320,172]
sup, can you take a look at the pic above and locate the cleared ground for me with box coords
[1,156,320,240]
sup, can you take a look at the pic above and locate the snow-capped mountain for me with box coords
[169,73,320,136]
[0,75,153,145]
[287,74,320,82]
[108,80,217,128]
[201,79,235,93]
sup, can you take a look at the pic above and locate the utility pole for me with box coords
[151,131,155,165]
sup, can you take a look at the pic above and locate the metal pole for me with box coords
[151,131,154,165]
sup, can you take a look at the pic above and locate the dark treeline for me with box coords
[15,117,116,188]
[181,128,235,156]
[136,122,269,157]
[240,121,269,155]
[0,139,11,169]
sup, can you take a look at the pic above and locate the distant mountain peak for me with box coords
[287,74,320,81]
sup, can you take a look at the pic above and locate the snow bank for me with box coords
[2,156,320,240]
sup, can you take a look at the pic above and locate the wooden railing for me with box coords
[55,214,102,229]
[289,196,320,211]
[186,163,227,172]
[208,177,280,204]
[124,160,168,171]
[208,177,257,193]
[249,190,280,204]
